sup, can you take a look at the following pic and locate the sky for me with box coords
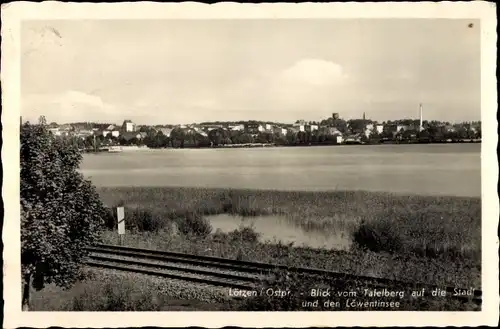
[21,19,481,125]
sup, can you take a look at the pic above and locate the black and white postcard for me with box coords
[2,1,498,327]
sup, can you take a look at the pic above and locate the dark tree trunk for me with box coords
[22,274,31,311]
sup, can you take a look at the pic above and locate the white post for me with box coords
[117,206,125,245]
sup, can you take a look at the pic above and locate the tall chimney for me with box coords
[419,103,423,131]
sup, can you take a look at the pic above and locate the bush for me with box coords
[353,219,403,254]
[211,226,260,244]
[103,207,117,230]
[176,213,212,237]
[128,207,165,233]
[212,228,227,241]
[104,206,167,233]
[71,277,164,311]
[228,226,260,243]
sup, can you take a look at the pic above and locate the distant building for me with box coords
[48,127,60,135]
[273,126,287,136]
[59,124,73,131]
[444,125,456,133]
[396,124,410,133]
[121,120,136,132]
[111,130,121,138]
[304,125,312,132]
[344,134,361,144]
[183,127,198,135]
[120,132,141,142]
[230,124,245,131]
[201,124,223,131]
[244,123,264,134]
[158,128,173,137]
[265,123,273,131]
[204,126,221,132]
[375,124,384,134]
[321,126,342,136]
[76,130,94,138]
[192,126,203,133]
[470,122,481,130]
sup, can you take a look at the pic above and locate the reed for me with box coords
[97,186,481,263]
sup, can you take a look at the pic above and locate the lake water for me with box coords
[207,214,352,250]
[81,144,480,197]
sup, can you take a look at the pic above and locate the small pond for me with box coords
[206,214,352,250]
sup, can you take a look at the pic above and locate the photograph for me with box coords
[2,1,498,327]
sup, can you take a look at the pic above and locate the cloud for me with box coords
[280,59,347,86]
[195,59,353,122]
[22,90,117,123]
[190,98,219,110]
[54,90,110,109]
[238,59,351,116]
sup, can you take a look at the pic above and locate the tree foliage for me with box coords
[208,128,231,146]
[63,117,481,150]
[21,122,107,305]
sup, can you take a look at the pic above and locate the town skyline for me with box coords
[22,107,480,128]
[21,19,480,125]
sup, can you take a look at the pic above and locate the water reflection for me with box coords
[206,214,351,250]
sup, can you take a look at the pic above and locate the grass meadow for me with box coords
[97,186,481,265]
[32,186,481,311]
[30,268,232,311]
[31,267,479,312]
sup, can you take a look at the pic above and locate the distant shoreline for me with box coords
[86,139,481,153]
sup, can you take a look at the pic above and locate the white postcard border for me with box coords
[2,1,498,327]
